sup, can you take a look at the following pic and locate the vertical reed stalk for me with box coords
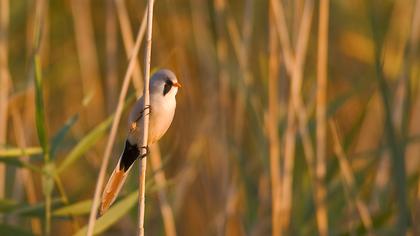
[329,120,374,235]
[315,0,330,235]
[71,0,105,125]
[189,0,217,89]
[138,0,155,235]
[11,106,42,234]
[114,0,146,94]
[213,1,236,233]
[291,3,325,234]
[149,144,177,236]
[106,0,118,112]
[241,0,254,53]
[269,2,296,231]
[164,0,193,85]
[410,0,420,52]
[226,2,254,144]
[86,10,148,236]
[411,0,420,233]
[270,0,294,73]
[367,2,408,233]
[213,0,229,149]
[213,0,229,122]
[32,0,52,234]
[273,0,314,232]
[416,175,420,235]
[268,7,281,235]
[271,1,330,234]
[270,6,299,230]
[0,0,10,209]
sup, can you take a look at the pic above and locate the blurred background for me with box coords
[1,0,420,235]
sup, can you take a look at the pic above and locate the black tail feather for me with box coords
[119,140,140,171]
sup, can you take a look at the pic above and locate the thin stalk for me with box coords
[367,1,408,234]
[164,0,193,88]
[106,0,118,112]
[35,52,53,236]
[10,106,42,234]
[271,1,330,234]
[0,0,10,210]
[213,1,235,233]
[224,0,254,86]
[281,90,297,234]
[227,1,259,234]
[221,5,260,232]
[410,0,420,53]
[411,0,420,233]
[189,0,216,75]
[86,9,148,236]
[149,144,176,236]
[315,0,330,234]
[34,55,49,161]
[32,0,52,234]
[224,3,254,144]
[270,0,294,73]
[0,147,43,157]
[138,0,155,235]
[241,0,254,54]
[268,7,298,231]
[369,0,413,210]
[114,0,146,94]
[71,0,105,125]
[53,174,80,232]
[268,7,281,235]
[275,0,314,232]
[213,0,229,121]
[329,120,374,235]
[45,189,51,235]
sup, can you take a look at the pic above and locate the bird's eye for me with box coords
[163,80,173,96]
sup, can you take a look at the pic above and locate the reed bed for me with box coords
[0,0,420,235]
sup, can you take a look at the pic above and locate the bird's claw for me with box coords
[139,146,149,159]
[129,105,151,133]
[139,105,151,120]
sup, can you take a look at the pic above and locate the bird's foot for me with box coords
[139,146,149,159]
[129,105,151,132]
[138,105,151,121]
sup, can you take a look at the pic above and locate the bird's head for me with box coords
[150,69,181,98]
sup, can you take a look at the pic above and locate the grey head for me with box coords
[150,69,181,97]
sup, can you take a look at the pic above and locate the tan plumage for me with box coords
[100,166,126,215]
[100,69,180,214]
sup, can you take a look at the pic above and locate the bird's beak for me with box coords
[173,82,182,88]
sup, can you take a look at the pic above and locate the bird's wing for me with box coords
[128,96,145,125]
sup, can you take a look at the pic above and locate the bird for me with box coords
[100,69,181,215]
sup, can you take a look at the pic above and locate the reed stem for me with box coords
[315,0,330,234]
[86,9,148,236]
[138,0,155,235]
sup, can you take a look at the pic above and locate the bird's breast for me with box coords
[147,96,176,144]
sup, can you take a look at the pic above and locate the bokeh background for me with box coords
[1,0,420,235]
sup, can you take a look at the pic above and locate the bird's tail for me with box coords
[100,140,139,215]
[99,161,130,215]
